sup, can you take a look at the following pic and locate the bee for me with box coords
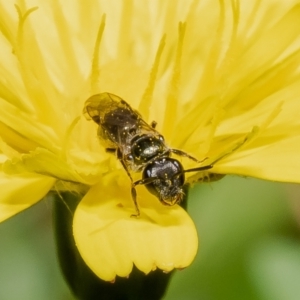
[83,92,212,217]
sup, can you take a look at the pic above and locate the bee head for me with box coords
[142,157,185,206]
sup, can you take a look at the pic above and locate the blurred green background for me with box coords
[0,176,299,300]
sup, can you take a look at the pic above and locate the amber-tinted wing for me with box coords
[83,92,155,149]
[83,93,127,123]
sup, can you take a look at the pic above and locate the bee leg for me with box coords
[133,177,158,187]
[151,121,157,129]
[130,187,140,218]
[130,177,159,217]
[171,148,208,164]
[106,148,116,153]
[116,149,140,217]
[117,149,134,182]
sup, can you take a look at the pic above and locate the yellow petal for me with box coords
[0,100,61,152]
[3,147,86,183]
[212,82,300,182]
[214,135,300,183]
[73,179,198,281]
[0,172,55,222]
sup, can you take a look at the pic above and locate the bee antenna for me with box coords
[172,165,213,179]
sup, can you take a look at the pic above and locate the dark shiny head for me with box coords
[143,157,185,205]
[129,134,167,166]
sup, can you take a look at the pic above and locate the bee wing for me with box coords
[83,93,114,124]
[83,92,158,150]
[83,92,135,123]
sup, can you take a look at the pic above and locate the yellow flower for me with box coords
[1,0,300,282]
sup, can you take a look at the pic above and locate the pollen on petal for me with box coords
[73,179,198,281]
